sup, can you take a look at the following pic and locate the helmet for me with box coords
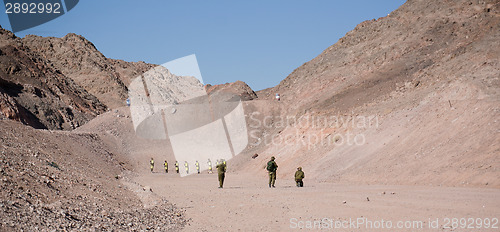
[271,156,275,161]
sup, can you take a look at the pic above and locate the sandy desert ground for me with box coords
[131,171,499,231]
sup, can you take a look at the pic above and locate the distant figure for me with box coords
[275,93,280,101]
[184,161,189,174]
[207,159,213,174]
[175,161,179,173]
[295,167,305,187]
[195,161,200,174]
[216,161,227,188]
[126,98,130,106]
[164,160,168,173]
[150,158,154,172]
[266,156,278,188]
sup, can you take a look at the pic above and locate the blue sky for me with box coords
[0,1,405,91]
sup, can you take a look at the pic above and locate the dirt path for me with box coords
[134,172,500,231]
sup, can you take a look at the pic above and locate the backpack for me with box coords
[266,161,275,171]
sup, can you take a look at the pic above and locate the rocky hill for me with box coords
[22,33,155,109]
[206,80,258,101]
[0,27,191,228]
[0,119,187,231]
[0,26,154,130]
[235,0,499,187]
[261,0,499,113]
[0,27,107,130]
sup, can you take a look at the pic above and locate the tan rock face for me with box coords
[0,119,187,231]
[0,26,156,130]
[0,91,21,121]
[261,0,499,115]
[0,27,107,130]
[206,80,258,101]
[22,32,155,109]
[236,0,500,187]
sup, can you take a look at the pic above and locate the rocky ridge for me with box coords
[0,26,107,130]
[0,26,156,130]
[22,33,155,109]
[0,120,187,231]
[234,0,500,187]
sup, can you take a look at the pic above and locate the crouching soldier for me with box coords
[295,167,304,187]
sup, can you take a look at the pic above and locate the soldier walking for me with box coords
[175,161,179,173]
[164,160,168,173]
[295,167,304,187]
[216,161,227,188]
[266,156,278,188]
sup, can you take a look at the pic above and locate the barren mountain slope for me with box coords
[0,120,187,231]
[261,0,499,113]
[206,80,258,101]
[22,33,155,109]
[0,26,107,130]
[0,25,159,130]
[234,0,499,187]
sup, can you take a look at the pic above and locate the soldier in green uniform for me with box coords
[195,160,200,174]
[164,160,168,173]
[175,161,179,173]
[295,167,304,187]
[216,161,227,188]
[266,156,278,188]
[150,158,154,172]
